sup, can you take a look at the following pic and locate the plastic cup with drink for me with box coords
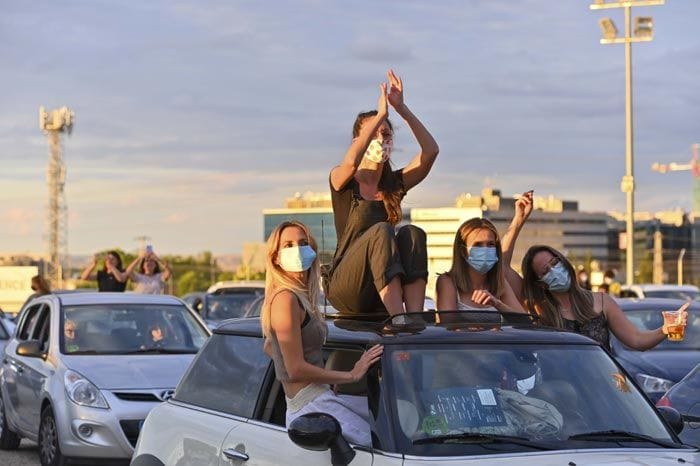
[662,302,690,342]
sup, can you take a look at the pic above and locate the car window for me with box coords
[621,308,699,350]
[0,321,9,340]
[61,304,209,355]
[32,306,51,351]
[174,334,269,418]
[205,294,261,321]
[386,344,675,457]
[17,304,44,341]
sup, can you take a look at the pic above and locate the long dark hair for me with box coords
[353,111,404,225]
[103,250,124,272]
[444,218,505,299]
[521,245,597,328]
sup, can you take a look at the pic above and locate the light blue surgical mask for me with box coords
[541,263,571,292]
[278,245,317,272]
[466,246,499,274]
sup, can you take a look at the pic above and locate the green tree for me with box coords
[176,270,211,296]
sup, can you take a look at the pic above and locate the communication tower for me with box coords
[39,106,74,288]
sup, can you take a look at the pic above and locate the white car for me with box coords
[131,313,698,466]
[620,284,700,300]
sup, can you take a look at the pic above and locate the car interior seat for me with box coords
[324,350,367,396]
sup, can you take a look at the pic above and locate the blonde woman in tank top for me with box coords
[261,221,383,446]
[436,218,525,315]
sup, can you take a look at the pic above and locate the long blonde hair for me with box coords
[521,245,596,327]
[261,221,321,338]
[444,217,505,299]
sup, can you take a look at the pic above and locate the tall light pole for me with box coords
[590,0,664,286]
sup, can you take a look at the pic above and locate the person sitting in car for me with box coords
[64,319,80,353]
[261,220,383,446]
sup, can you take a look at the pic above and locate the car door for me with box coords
[2,302,45,433]
[13,302,52,434]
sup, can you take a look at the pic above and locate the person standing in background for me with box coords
[126,248,171,294]
[80,250,128,292]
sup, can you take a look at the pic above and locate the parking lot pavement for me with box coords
[0,439,40,466]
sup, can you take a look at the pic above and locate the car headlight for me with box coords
[635,373,674,394]
[64,370,109,409]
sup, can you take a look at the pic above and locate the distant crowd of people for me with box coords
[259,70,691,445]
[79,248,171,294]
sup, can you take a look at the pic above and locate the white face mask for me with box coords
[364,139,392,164]
[278,245,317,272]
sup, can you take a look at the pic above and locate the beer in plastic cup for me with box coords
[662,310,685,341]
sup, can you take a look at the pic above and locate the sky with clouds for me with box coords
[2,0,699,255]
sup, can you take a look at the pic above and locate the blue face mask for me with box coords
[466,246,499,274]
[541,262,571,292]
[278,245,317,272]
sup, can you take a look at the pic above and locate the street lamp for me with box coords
[589,0,665,286]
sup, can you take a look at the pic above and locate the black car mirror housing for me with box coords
[288,412,356,466]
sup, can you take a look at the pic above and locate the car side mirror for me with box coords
[288,412,356,466]
[657,406,684,435]
[16,340,46,359]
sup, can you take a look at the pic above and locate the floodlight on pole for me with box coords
[589,0,665,286]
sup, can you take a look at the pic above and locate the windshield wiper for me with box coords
[567,430,683,449]
[413,433,553,450]
[122,348,198,354]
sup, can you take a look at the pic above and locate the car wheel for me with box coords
[0,393,21,450]
[38,406,67,466]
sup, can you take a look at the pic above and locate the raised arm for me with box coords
[125,254,144,279]
[390,71,440,191]
[605,295,689,351]
[330,84,389,191]
[152,253,172,282]
[106,261,128,283]
[271,291,382,385]
[502,190,533,301]
[80,255,98,280]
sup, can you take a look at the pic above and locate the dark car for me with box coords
[182,285,264,329]
[131,312,697,465]
[611,298,700,402]
[658,364,700,448]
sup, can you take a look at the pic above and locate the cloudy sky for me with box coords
[2,1,699,255]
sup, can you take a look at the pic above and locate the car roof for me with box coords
[622,284,700,292]
[215,315,599,346]
[55,292,185,307]
[207,281,265,293]
[615,297,700,310]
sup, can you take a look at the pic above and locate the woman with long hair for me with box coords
[521,244,688,350]
[125,249,171,294]
[436,218,524,313]
[262,221,382,446]
[80,250,127,292]
[326,70,439,317]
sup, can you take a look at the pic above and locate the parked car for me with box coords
[658,364,700,447]
[0,292,211,466]
[184,281,265,328]
[132,312,697,466]
[611,298,700,402]
[620,284,700,301]
[0,315,15,357]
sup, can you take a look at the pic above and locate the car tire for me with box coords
[0,393,21,450]
[38,406,67,466]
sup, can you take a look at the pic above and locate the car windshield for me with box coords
[387,344,677,456]
[622,308,699,350]
[61,304,209,355]
[644,290,699,300]
[204,293,262,321]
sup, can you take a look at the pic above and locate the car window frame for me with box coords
[16,303,46,342]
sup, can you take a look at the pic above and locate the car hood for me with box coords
[64,354,195,390]
[434,448,699,465]
[617,350,700,382]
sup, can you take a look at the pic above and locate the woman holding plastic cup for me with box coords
[519,245,689,350]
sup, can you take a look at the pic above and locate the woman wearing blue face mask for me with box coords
[521,245,688,350]
[436,218,525,313]
[261,221,383,446]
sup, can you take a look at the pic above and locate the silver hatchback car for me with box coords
[0,292,210,465]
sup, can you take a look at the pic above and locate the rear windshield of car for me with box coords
[621,308,699,350]
[61,304,209,355]
[386,344,675,456]
[204,293,262,321]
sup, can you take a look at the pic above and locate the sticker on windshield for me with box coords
[477,389,497,406]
